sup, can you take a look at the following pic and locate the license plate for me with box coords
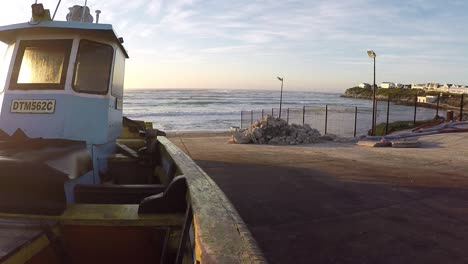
[10,99,56,113]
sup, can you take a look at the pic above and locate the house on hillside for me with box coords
[418,96,438,103]
[395,83,411,89]
[426,83,440,90]
[358,83,371,89]
[412,83,426,89]
[426,95,438,103]
[449,86,468,94]
[380,82,395,89]
[436,84,449,92]
[442,84,453,90]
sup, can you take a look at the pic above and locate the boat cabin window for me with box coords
[73,40,113,95]
[10,39,72,90]
[111,49,125,99]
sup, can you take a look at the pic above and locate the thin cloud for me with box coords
[146,0,163,16]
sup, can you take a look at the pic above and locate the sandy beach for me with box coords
[168,132,468,264]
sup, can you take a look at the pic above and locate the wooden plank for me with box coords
[0,218,56,263]
[115,142,139,159]
[116,138,145,149]
[0,205,184,228]
[157,136,266,263]
[60,204,184,227]
[2,235,49,264]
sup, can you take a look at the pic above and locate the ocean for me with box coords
[123,89,439,135]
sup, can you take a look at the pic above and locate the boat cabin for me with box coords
[0,5,131,206]
[0,20,127,145]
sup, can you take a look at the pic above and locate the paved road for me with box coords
[169,133,468,264]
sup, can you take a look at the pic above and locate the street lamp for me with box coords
[277,76,284,118]
[367,50,377,136]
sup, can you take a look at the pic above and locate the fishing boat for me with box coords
[0,2,265,263]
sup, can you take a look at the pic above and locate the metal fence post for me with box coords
[325,105,328,134]
[385,95,390,135]
[302,106,306,125]
[287,108,290,124]
[240,111,243,129]
[261,109,264,119]
[353,106,357,137]
[271,108,274,117]
[460,94,464,121]
[436,93,440,118]
[251,110,253,125]
[413,95,417,127]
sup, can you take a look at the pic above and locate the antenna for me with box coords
[80,0,88,22]
[52,0,61,20]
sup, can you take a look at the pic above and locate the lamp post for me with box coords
[367,50,377,136]
[277,76,284,118]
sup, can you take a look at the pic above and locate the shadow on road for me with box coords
[195,160,468,264]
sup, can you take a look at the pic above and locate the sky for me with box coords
[0,0,467,92]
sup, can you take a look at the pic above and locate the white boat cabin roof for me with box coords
[0,21,128,58]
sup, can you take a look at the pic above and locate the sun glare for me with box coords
[17,47,64,84]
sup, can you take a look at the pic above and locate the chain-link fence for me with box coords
[240,93,467,136]
[241,105,362,137]
[446,93,468,121]
[463,94,468,120]
[303,106,326,134]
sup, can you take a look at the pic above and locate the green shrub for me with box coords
[370,120,434,136]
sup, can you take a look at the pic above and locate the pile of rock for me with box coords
[231,116,354,145]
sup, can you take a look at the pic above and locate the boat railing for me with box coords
[157,136,266,263]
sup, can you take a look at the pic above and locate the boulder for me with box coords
[268,137,282,145]
[307,129,321,137]
[320,134,337,141]
[232,133,251,144]
[252,127,263,139]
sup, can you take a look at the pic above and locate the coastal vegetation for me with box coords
[343,87,449,98]
[372,120,434,136]
[345,87,467,135]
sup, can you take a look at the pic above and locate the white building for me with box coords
[380,82,395,89]
[426,95,438,103]
[442,84,453,90]
[417,96,438,103]
[408,82,468,93]
[412,83,426,89]
[448,87,468,94]
[358,83,371,89]
[417,96,427,103]
[426,83,440,90]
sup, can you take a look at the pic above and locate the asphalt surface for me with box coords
[169,132,468,264]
